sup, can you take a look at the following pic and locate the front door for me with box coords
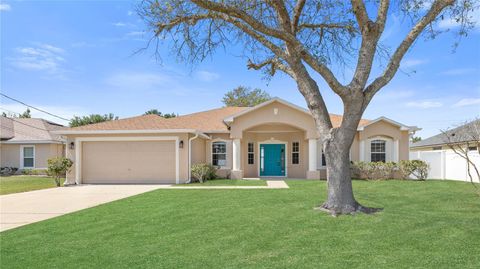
[260,144,285,176]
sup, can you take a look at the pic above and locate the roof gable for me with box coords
[357,116,419,132]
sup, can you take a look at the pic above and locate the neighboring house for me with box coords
[410,120,480,182]
[56,98,418,184]
[0,116,66,171]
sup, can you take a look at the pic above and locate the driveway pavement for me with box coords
[0,185,165,232]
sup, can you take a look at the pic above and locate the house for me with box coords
[410,120,480,182]
[0,116,66,172]
[56,98,418,184]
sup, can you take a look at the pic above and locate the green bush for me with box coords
[352,161,397,180]
[191,163,217,183]
[47,157,73,187]
[397,160,430,180]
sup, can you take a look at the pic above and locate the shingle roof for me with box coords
[65,107,249,132]
[62,105,370,133]
[411,119,480,148]
[0,116,66,142]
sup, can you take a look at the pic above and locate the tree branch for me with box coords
[191,0,291,42]
[247,57,295,77]
[291,0,306,33]
[364,0,455,105]
[350,0,370,33]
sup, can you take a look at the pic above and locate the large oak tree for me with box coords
[139,0,476,215]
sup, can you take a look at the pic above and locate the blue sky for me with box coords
[1,1,479,138]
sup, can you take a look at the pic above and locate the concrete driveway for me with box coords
[0,184,166,232]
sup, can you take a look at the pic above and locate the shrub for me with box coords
[410,160,429,180]
[47,157,73,187]
[0,167,18,176]
[397,160,429,180]
[22,169,33,175]
[191,163,217,183]
[351,161,396,180]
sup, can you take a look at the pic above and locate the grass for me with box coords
[178,179,267,186]
[1,180,479,268]
[0,176,63,195]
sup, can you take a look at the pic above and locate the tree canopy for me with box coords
[144,109,177,118]
[222,86,271,107]
[19,108,31,118]
[138,0,477,215]
[69,113,119,127]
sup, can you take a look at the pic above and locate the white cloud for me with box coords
[0,3,11,11]
[440,68,478,76]
[452,98,480,107]
[438,9,480,29]
[127,11,134,16]
[112,22,135,27]
[406,101,443,109]
[195,70,220,82]
[125,31,144,37]
[401,59,428,68]
[10,43,66,75]
[1,103,89,125]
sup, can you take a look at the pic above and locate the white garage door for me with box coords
[82,140,176,184]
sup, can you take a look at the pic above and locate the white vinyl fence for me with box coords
[410,150,480,183]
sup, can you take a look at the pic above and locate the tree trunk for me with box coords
[322,138,358,214]
[318,127,382,216]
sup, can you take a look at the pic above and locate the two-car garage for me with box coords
[76,137,179,184]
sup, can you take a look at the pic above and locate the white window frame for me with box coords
[212,141,227,168]
[247,142,254,165]
[292,141,300,165]
[370,139,387,162]
[20,145,35,169]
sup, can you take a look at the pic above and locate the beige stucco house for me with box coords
[0,116,65,171]
[56,98,418,184]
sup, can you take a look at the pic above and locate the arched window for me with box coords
[371,140,386,162]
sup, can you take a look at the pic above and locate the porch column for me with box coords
[308,139,317,171]
[231,138,243,179]
[393,139,399,162]
[307,139,320,179]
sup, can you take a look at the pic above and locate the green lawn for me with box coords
[0,176,62,195]
[1,180,479,268]
[178,179,267,186]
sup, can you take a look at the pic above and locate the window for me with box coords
[22,146,35,168]
[292,142,299,164]
[432,146,442,150]
[212,142,227,167]
[247,142,254,165]
[468,146,478,151]
[370,140,386,162]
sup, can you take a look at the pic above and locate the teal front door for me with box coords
[260,144,285,176]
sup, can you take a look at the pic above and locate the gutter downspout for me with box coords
[187,133,200,184]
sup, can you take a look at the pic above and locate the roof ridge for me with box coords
[174,106,248,118]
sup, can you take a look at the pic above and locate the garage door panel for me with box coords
[82,140,176,184]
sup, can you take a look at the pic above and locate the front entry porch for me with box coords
[229,122,321,180]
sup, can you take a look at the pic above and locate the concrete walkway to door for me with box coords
[0,185,164,232]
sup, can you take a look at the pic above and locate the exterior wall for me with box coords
[229,101,319,139]
[0,143,64,169]
[358,121,410,162]
[0,144,20,168]
[191,136,206,165]
[65,133,189,184]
